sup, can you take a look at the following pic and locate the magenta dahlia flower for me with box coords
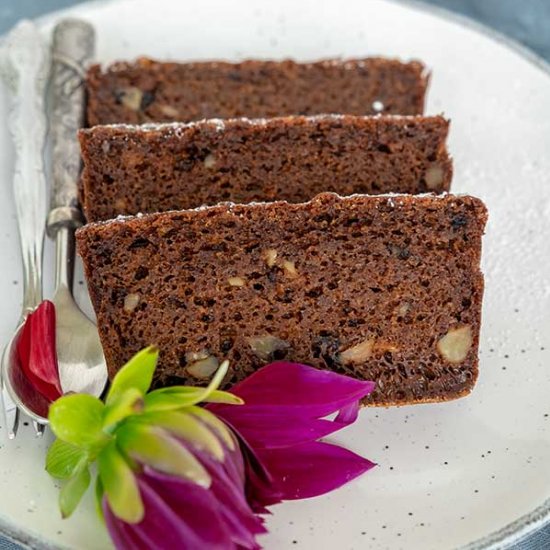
[46,347,375,549]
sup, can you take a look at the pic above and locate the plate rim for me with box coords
[1,0,550,548]
[387,4,550,549]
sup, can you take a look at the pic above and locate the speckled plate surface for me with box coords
[0,0,549,548]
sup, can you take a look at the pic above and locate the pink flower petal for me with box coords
[215,409,343,449]
[212,362,374,419]
[165,447,267,546]
[143,437,266,549]
[17,300,62,402]
[11,346,51,419]
[210,362,374,452]
[256,441,376,500]
[335,401,360,424]
[104,504,150,550]
[18,310,57,402]
[232,429,283,513]
[105,473,231,550]
[141,473,233,547]
[29,301,62,392]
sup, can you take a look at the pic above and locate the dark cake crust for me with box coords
[79,114,452,222]
[86,57,429,125]
[76,193,487,406]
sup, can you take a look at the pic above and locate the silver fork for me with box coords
[0,21,49,438]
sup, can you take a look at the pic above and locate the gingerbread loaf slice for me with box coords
[79,114,452,222]
[76,192,487,406]
[86,57,429,125]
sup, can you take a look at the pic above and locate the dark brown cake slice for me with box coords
[76,192,487,406]
[86,57,429,125]
[79,114,452,222]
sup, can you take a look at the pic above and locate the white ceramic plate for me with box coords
[1,0,550,548]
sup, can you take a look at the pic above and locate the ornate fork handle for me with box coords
[0,21,49,315]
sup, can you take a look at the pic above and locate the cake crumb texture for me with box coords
[86,57,429,125]
[79,114,451,221]
[76,192,487,406]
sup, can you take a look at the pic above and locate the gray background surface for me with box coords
[1,0,549,549]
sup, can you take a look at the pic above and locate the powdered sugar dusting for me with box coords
[81,192,469,231]
[91,113,446,136]
[97,56,422,73]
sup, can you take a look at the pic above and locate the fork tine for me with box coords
[1,384,19,439]
[32,421,45,437]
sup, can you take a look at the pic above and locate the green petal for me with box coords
[98,441,144,524]
[131,410,225,461]
[144,387,242,412]
[46,439,88,480]
[116,424,211,487]
[59,464,91,519]
[106,346,159,405]
[187,406,236,451]
[95,476,105,523]
[202,390,244,405]
[49,394,108,449]
[200,360,230,401]
[103,388,144,432]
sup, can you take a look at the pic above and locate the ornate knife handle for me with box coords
[0,21,49,313]
[47,19,94,236]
